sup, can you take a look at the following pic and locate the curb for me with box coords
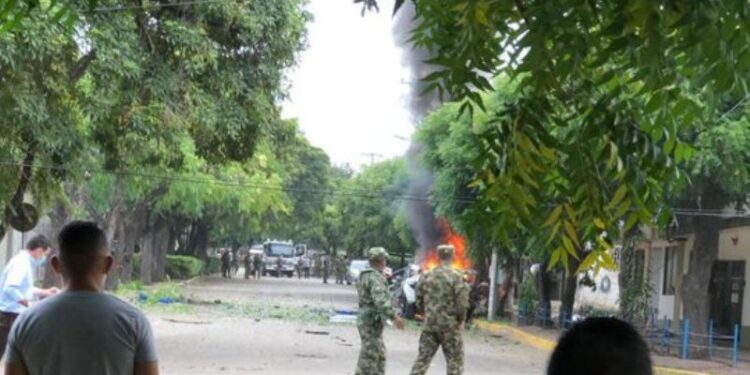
[474,320,710,375]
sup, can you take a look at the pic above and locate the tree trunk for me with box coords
[680,183,725,352]
[41,197,71,288]
[186,219,210,260]
[140,227,155,285]
[536,260,553,327]
[497,260,515,317]
[141,219,169,283]
[560,256,581,326]
[118,203,147,284]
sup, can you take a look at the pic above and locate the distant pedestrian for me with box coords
[296,258,304,279]
[252,254,263,279]
[0,235,59,360]
[275,256,283,278]
[4,221,159,375]
[409,244,470,375]
[354,247,405,375]
[335,255,347,285]
[231,251,240,276]
[313,255,322,278]
[547,317,653,375]
[243,253,252,280]
[303,256,311,279]
[220,250,231,279]
[322,255,331,284]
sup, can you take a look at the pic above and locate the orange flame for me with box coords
[422,219,472,272]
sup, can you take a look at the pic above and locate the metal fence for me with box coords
[516,306,742,366]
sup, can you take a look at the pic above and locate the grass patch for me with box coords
[211,302,331,325]
[117,281,331,324]
[116,281,192,314]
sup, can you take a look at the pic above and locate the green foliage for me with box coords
[681,110,750,205]
[164,255,205,280]
[518,275,538,312]
[116,280,184,305]
[361,0,750,274]
[619,276,654,325]
[338,158,417,258]
[264,122,333,248]
[132,254,207,280]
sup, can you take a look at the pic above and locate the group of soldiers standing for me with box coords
[220,250,263,280]
[355,244,469,375]
[318,254,349,284]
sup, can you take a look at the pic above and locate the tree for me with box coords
[0,10,86,233]
[338,158,417,260]
[270,125,333,248]
[359,0,750,275]
[676,111,750,337]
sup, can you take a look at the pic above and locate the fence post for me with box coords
[664,319,672,354]
[682,319,690,360]
[734,324,740,367]
[708,320,714,359]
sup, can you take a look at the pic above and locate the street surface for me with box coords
[152,274,548,374]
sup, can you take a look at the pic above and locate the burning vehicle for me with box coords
[392,219,474,319]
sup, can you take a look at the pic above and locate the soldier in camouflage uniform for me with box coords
[335,255,347,284]
[355,247,405,375]
[409,244,470,375]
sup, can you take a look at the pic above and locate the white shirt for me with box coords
[0,251,38,314]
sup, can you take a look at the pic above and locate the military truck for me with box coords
[262,240,303,277]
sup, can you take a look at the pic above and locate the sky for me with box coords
[282,0,414,170]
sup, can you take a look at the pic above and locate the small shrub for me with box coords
[203,257,221,274]
[130,253,207,281]
[519,275,539,314]
[165,255,204,280]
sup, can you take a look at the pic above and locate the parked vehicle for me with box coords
[262,240,303,277]
[346,259,369,285]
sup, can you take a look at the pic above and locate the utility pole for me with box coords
[360,152,384,165]
[488,248,499,321]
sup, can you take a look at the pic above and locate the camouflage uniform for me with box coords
[410,245,470,375]
[336,256,347,284]
[355,247,396,375]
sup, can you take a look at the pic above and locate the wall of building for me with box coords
[717,226,750,327]
[0,229,24,270]
[645,227,750,349]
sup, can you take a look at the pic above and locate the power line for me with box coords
[1,159,747,218]
[86,0,245,14]
[0,160,477,205]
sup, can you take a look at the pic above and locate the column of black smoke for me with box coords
[393,2,443,257]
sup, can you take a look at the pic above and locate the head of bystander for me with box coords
[547,317,653,375]
[51,221,113,291]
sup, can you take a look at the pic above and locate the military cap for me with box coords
[437,244,455,259]
[368,247,389,261]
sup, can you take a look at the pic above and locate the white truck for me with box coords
[262,240,304,277]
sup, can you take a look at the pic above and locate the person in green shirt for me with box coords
[355,247,405,375]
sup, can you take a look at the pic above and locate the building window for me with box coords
[662,247,677,296]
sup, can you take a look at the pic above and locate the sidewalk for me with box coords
[474,320,749,375]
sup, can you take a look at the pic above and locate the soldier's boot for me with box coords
[409,331,440,375]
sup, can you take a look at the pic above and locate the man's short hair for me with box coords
[437,244,455,261]
[26,234,51,251]
[57,221,109,274]
[547,317,653,375]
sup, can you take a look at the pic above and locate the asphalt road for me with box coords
[153,275,548,374]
